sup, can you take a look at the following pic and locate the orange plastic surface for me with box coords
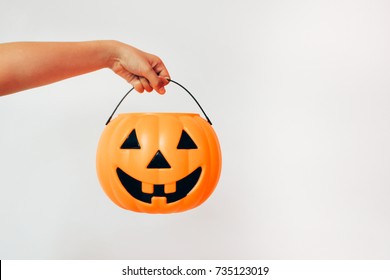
[96,113,222,214]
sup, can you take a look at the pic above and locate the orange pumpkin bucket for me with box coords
[96,80,222,214]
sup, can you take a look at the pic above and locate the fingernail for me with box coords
[159,87,166,94]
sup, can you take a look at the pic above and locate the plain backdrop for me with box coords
[1,0,390,259]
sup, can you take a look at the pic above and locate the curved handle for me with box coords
[105,79,212,125]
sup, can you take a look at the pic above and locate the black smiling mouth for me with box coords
[116,167,202,204]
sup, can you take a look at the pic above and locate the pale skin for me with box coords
[0,40,170,96]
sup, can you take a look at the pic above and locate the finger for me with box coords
[156,77,167,94]
[130,78,144,93]
[144,70,166,94]
[143,58,169,91]
[139,77,153,92]
[142,67,161,91]
[155,62,170,94]
[154,60,170,81]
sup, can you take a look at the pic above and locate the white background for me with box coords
[1,0,390,259]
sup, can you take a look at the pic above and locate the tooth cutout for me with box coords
[142,183,154,194]
[165,183,176,194]
[152,196,167,206]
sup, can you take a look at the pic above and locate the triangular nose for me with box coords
[147,150,171,169]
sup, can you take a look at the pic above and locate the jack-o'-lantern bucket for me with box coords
[96,80,222,214]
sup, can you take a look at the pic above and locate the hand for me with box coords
[108,41,170,94]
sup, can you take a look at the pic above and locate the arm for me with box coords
[0,40,170,96]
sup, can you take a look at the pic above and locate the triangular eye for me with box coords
[177,130,197,149]
[121,129,141,149]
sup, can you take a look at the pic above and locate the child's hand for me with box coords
[108,41,170,94]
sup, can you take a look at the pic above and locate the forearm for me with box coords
[0,40,116,95]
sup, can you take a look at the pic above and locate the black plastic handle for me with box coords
[105,79,212,125]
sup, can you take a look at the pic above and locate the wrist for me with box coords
[94,40,119,69]
[102,40,134,71]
